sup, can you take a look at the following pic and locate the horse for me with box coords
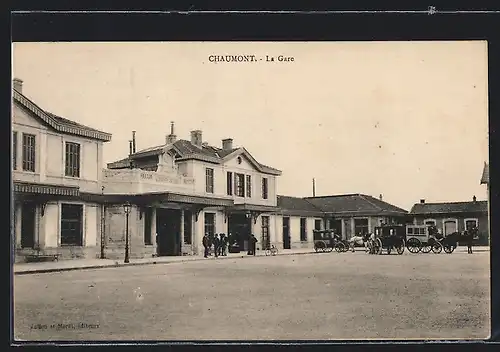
[348,233,370,252]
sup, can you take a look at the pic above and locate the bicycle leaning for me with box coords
[265,244,279,256]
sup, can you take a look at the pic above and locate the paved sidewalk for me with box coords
[12,245,489,275]
[13,248,315,275]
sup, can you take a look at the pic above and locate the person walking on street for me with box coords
[213,234,220,258]
[249,234,258,256]
[466,226,476,254]
[203,233,210,258]
[220,233,228,256]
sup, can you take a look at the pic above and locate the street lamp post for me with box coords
[124,201,131,263]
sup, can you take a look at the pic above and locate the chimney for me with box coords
[13,78,23,93]
[222,138,233,151]
[420,199,425,204]
[132,131,136,153]
[379,194,383,201]
[190,130,202,147]
[312,178,316,197]
[473,195,477,202]
[166,121,177,144]
[129,140,133,156]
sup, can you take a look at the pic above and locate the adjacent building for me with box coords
[409,197,488,245]
[12,78,112,262]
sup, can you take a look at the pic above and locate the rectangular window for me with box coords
[61,204,83,246]
[314,219,322,231]
[144,208,152,245]
[235,173,245,197]
[22,133,36,172]
[465,219,478,231]
[205,168,214,193]
[262,177,269,199]
[246,175,252,197]
[354,218,369,236]
[65,142,81,177]
[424,220,436,226]
[204,212,215,237]
[226,172,233,195]
[300,218,307,241]
[261,216,270,249]
[12,131,17,170]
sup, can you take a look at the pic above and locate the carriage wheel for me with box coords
[334,242,344,253]
[431,242,443,254]
[406,238,422,253]
[314,241,325,253]
[265,249,271,256]
[421,243,432,254]
[396,240,405,255]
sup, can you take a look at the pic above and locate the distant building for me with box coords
[304,194,410,239]
[12,78,112,262]
[409,196,488,245]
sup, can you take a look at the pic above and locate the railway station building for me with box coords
[11,78,412,262]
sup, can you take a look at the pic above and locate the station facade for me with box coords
[12,79,411,262]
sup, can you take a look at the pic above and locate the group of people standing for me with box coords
[202,233,258,258]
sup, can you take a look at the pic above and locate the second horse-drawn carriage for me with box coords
[406,225,463,254]
[313,229,348,253]
[369,224,406,255]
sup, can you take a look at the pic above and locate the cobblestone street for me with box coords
[13,249,490,341]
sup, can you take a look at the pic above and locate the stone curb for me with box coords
[13,250,316,275]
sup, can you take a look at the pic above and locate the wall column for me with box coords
[192,212,198,256]
[14,202,22,249]
[368,217,372,233]
[151,207,157,256]
[180,209,185,255]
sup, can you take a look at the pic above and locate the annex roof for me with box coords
[410,200,488,215]
[304,194,408,216]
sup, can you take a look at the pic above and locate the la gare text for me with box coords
[208,55,295,63]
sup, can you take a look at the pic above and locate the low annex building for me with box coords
[409,197,489,245]
[303,194,410,239]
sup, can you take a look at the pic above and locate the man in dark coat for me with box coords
[249,234,258,256]
[202,233,210,258]
[213,234,220,258]
[220,234,228,256]
[466,226,477,254]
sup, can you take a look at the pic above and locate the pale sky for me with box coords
[12,41,489,210]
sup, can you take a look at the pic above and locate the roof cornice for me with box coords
[13,89,112,142]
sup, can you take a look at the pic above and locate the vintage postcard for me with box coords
[12,41,490,341]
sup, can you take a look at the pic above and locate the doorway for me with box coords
[228,213,251,252]
[282,217,291,249]
[21,202,36,248]
[329,219,343,238]
[156,208,181,256]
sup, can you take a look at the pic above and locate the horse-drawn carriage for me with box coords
[313,229,348,253]
[405,225,443,253]
[369,225,405,255]
[405,224,463,254]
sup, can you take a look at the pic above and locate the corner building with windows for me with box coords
[12,78,112,262]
